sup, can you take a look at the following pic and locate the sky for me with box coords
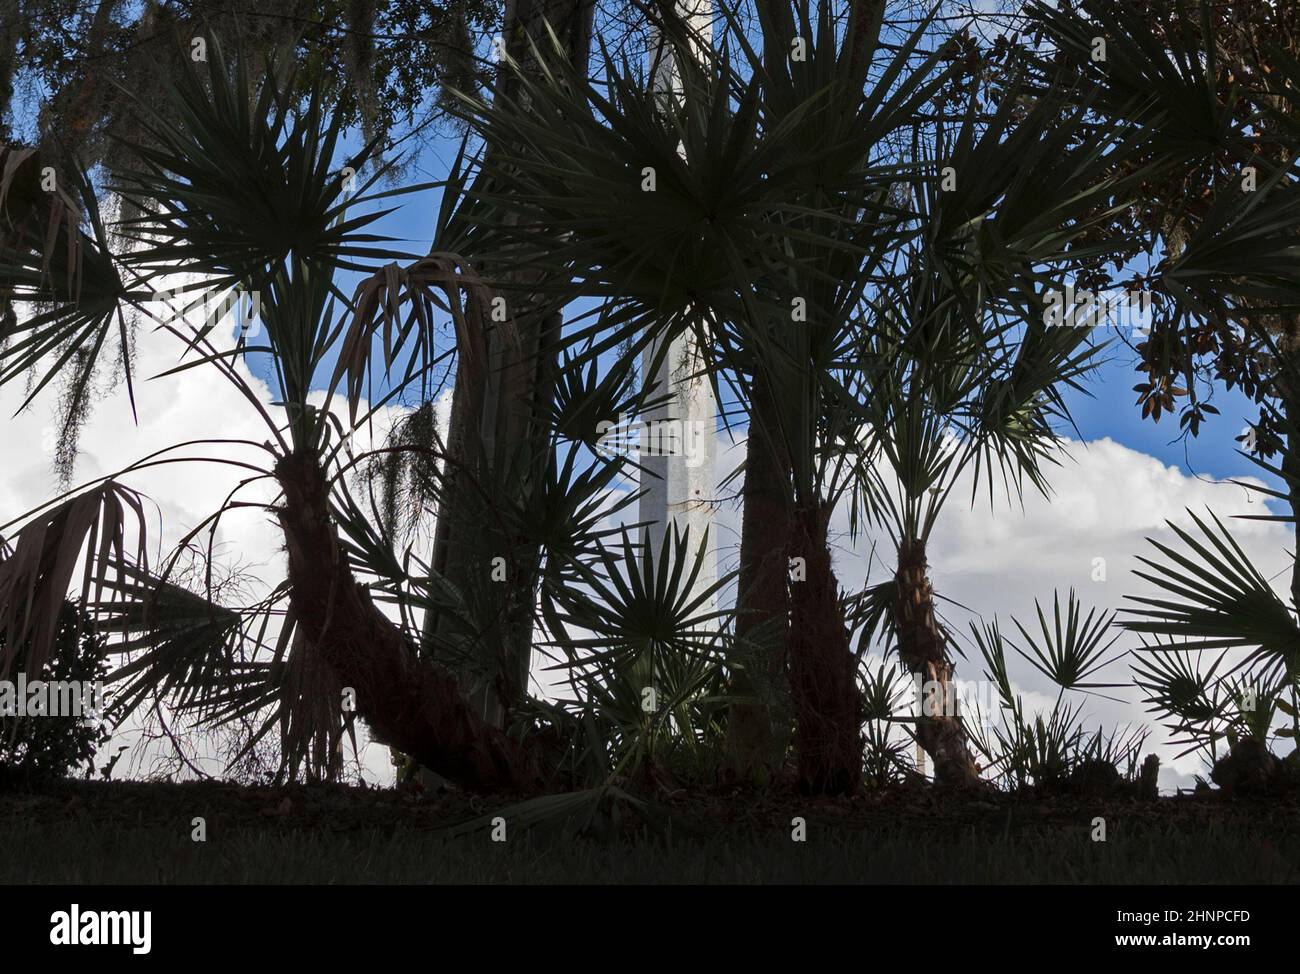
[3,8,1296,794]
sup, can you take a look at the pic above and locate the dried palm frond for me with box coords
[0,481,147,680]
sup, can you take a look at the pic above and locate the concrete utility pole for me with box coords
[640,1,718,616]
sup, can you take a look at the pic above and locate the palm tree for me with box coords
[449,0,951,792]
[0,45,541,788]
[852,81,1164,783]
[421,0,596,733]
[447,0,1162,792]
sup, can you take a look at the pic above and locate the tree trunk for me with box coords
[424,0,595,727]
[726,377,793,780]
[893,539,983,787]
[785,503,862,795]
[275,450,537,791]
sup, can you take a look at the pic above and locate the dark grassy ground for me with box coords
[2,777,1297,883]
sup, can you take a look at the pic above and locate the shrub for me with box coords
[0,603,111,785]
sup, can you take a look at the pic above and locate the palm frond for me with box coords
[1123,508,1300,685]
[1009,589,1126,693]
[0,149,140,415]
[0,482,148,680]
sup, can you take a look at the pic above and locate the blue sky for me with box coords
[1065,354,1266,485]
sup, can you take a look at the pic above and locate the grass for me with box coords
[1,778,1298,882]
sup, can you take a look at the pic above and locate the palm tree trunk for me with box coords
[275,449,537,791]
[423,0,594,727]
[894,538,982,787]
[785,502,862,795]
[726,378,793,780]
